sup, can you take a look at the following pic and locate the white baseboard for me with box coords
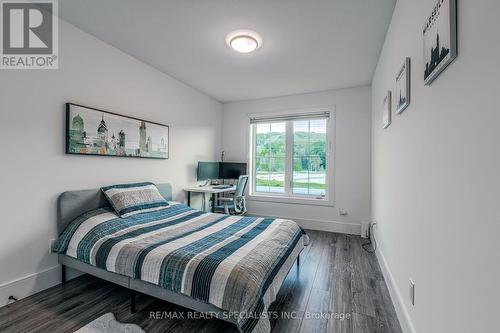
[0,265,84,307]
[247,213,361,235]
[0,265,61,307]
[376,247,416,333]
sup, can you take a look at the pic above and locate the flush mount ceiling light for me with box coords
[225,30,262,53]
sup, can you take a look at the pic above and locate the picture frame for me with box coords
[395,57,411,114]
[382,91,391,129]
[66,103,169,159]
[423,0,457,85]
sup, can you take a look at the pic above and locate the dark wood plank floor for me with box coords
[0,231,402,333]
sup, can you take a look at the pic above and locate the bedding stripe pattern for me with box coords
[53,203,308,333]
[101,182,170,217]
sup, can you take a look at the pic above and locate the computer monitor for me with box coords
[197,162,220,181]
[219,162,247,180]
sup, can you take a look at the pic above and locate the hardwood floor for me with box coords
[0,231,402,333]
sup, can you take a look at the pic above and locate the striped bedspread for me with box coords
[52,203,308,333]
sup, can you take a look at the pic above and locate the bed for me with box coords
[53,183,308,333]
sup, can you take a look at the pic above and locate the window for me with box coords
[254,122,287,193]
[250,111,332,203]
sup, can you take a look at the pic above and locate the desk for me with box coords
[183,185,236,212]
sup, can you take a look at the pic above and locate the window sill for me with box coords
[247,193,334,207]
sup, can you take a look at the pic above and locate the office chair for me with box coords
[215,175,249,215]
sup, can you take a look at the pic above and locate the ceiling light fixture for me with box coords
[226,30,262,53]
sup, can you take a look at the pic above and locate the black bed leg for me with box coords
[297,254,300,267]
[61,265,66,285]
[131,290,136,314]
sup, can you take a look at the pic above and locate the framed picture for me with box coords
[66,103,169,159]
[382,91,391,129]
[395,57,411,114]
[423,0,457,85]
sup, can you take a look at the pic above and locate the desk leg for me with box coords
[187,191,191,207]
[211,193,216,213]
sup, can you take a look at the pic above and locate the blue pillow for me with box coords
[101,182,169,218]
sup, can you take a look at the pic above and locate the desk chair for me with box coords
[215,175,249,215]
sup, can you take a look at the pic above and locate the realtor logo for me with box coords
[1,0,58,69]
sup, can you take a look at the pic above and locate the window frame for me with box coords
[247,107,335,207]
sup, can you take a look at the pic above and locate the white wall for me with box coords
[222,86,371,234]
[0,19,222,304]
[371,1,500,332]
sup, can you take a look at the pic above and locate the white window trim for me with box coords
[246,106,335,207]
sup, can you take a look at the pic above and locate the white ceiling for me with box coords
[59,0,396,103]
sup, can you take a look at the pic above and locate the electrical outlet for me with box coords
[409,279,415,306]
[49,239,56,254]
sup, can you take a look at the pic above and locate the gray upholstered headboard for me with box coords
[57,183,173,233]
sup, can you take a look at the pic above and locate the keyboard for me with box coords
[212,185,232,189]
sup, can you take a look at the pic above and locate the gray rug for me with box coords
[75,313,145,333]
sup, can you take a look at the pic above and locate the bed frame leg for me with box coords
[297,254,300,267]
[131,290,136,314]
[61,265,66,285]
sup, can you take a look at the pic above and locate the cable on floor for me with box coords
[362,221,377,253]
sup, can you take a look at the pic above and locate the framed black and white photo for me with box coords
[423,0,457,85]
[382,91,391,129]
[395,57,410,114]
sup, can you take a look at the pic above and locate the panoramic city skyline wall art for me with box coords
[66,103,169,159]
[423,0,457,85]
